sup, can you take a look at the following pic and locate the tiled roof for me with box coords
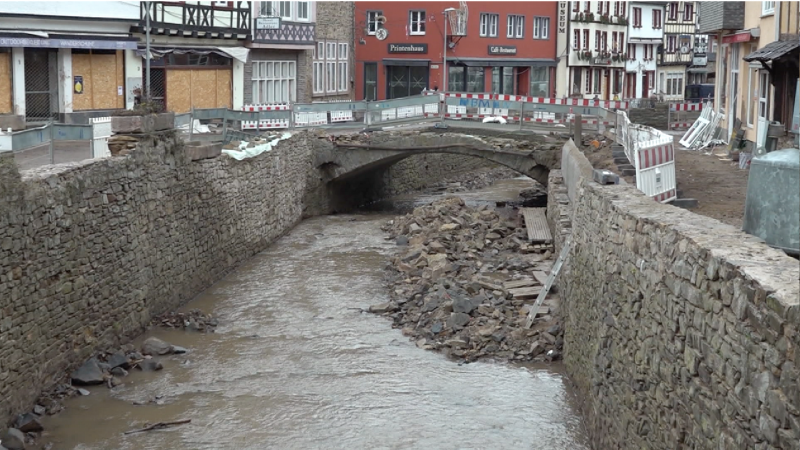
[743,38,800,62]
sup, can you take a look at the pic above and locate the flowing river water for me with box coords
[39,177,590,450]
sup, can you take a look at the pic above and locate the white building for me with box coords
[564,1,629,100]
[624,1,664,98]
[0,1,140,123]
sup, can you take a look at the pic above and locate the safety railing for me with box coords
[0,122,104,171]
[615,109,677,203]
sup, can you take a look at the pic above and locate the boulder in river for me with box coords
[138,359,164,372]
[105,352,130,370]
[368,302,399,314]
[70,358,105,386]
[141,337,174,356]
[1,428,26,450]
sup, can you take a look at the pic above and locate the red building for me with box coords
[354,2,558,100]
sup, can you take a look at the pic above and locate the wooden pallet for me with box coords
[521,208,553,243]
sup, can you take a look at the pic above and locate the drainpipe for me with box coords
[145,1,151,98]
[774,2,781,41]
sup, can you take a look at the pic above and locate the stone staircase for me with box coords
[627,102,669,130]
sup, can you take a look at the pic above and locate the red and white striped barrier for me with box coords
[442,92,628,109]
[668,122,694,130]
[670,102,704,112]
[240,104,291,130]
[636,141,677,203]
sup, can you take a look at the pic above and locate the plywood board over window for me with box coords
[0,50,12,114]
[72,50,125,111]
[166,69,232,113]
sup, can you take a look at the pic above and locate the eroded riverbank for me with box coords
[31,177,589,450]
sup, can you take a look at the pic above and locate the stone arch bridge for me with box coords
[313,131,561,187]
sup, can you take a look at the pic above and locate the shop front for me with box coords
[446,56,555,97]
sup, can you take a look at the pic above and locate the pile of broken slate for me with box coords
[370,196,564,364]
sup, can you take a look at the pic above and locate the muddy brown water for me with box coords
[39,177,590,449]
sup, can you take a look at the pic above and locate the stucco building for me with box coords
[624,1,664,99]
[353,1,558,100]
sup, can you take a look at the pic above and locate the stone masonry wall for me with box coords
[550,140,800,449]
[0,132,322,426]
[382,154,494,196]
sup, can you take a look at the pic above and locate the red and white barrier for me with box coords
[670,102,704,112]
[636,140,677,203]
[241,104,291,130]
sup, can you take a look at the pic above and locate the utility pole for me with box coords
[145,1,151,98]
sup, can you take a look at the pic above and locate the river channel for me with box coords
[40,176,589,449]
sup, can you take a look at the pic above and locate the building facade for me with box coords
[657,1,710,100]
[625,1,664,98]
[700,1,799,151]
[137,1,252,114]
[565,1,630,100]
[0,1,141,124]
[353,1,558,100]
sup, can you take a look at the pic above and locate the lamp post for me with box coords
[442,7,454,92]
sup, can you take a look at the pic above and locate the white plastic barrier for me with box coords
[616,110,677,203]
[241,104,291,130]
[91,117,112,158]
[294,112,328,127]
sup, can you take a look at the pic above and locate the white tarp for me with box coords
[217,46,249,63]
[221,132,292,161]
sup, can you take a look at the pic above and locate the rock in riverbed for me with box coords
[1,428,26,450]
[70,358,105,386]
[371,196,563,363]
[141,337,174,356]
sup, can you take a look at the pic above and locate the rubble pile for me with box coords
[371,196,563,363]
[108,135,139,156]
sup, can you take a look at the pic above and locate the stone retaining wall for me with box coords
[382,154,494,196]
[549,140,800,449]
[0,133,324,426]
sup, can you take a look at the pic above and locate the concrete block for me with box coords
[592,169,620,185]
[185,141,222,161]
[111,112,175,134]
[0,114,25,131]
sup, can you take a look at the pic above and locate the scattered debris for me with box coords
[153,309,218,333]
[123,419,191,435]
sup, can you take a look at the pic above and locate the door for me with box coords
[24,49,56,121]
[756,70,770,150]
[364,63,377,101]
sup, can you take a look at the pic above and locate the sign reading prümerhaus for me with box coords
[388,43,428,54]
[488,45,517,55]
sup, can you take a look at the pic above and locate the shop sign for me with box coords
[388,43,428,54]
[721,32,753,44]
[692,54,708,66]
[558,1,568,34]
[74,76,83,95]
[256,17,281,29]
[0,37,137,50]
[488,45,516,55]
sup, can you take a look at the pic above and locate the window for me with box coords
[668,2,677,20]
[573,2,579,12]
[314,41,348,95]
[746,66,756,127]
[573,29,580,50]
[507,15,524,38]
[614,1,619,16]
[276,1,291,19]
[595,30,601,51]
[448,66,484,93]
[667,35,677,53]
[409,10,426,35]
[601,31,608,52]
[612,32,618,51]
[648,71,655,90]
[366,11,382,35]
[644,44,653,59]
[618,32,624,52]
[583,1,590,12]
[259,1,271,16]
[666,72,683,95]
[593,69,602,94]
[297,1,309,21]
[613,69,623,95]
[584,68,591,94]
[627,43,635,59]
[633,7,642,27]
[467,67,484,92]
[252,60,296,104]
[653,9,662,28]
[530,67,549,97]
[683,3,693,21]
[762,1,775,15]
[533,17,549,39]
[491,67,514,95]
[582,29,589,50]
[480,13,499,37]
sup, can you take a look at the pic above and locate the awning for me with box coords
[382,59,430,67]
[743,39,800,62]
[451,57,557,68]
[135,46,249,63]
[0,32,138,50]
[721,28,759,44]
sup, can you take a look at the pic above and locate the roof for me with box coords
[743,39,800,62]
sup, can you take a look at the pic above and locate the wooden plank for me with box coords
[531,270,548,285]
[521,207,553,243]
[509,286,543,299]
[0,52,11,114]
[503,279,538,289]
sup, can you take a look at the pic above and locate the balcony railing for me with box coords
[140,2,251,37]
[252,18,315,45]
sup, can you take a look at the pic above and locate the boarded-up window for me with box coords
[166,69,232,113]
[0,49,11,114]
[72,50,124,111]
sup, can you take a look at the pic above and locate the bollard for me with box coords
[573,113,582,142]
